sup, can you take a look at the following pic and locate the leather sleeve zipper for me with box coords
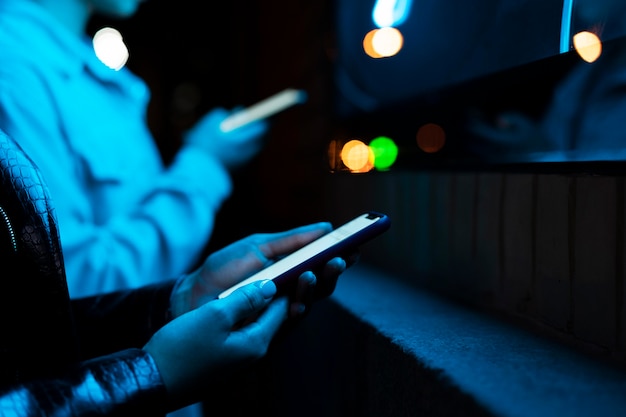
[0,206,17,252]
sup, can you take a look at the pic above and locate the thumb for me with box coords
[217,279,277,326]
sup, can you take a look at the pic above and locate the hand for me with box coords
[465,108,542,150]
[169,222,349,319]
[184,107,268,168]
[144,279,286,410]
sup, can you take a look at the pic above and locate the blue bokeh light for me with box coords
[372,0,413,28]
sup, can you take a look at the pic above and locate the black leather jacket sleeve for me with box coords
[0,131,180,416]
[0,280,179,417]
[0,348,167,417]
[70,280,177,359]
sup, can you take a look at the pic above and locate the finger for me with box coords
[252,296,289,336]
[258,222,333,259]
[202,107,229,129]
[325,256,347,273]
[228,296,289,350]
[296,271,316,300]
[291,271,316,318]
[210,107,230,120]
[290,302,307,318]
[290,257,345,318]
[217,280,277,326]
[342,250,361,268]
[316,257,347,299]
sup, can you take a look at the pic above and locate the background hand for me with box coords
[184,107,268,168]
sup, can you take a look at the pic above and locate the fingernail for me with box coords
[300,271,316,286]
[259,279,277,299]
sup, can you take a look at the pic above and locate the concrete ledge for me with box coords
[206,265,626,416]
[329,264,626,417]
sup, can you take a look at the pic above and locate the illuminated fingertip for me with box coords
[300,271,316,285]
[331,257,347,270]
[259,279,277,298]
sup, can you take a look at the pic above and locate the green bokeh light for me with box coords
[369,136,398,170]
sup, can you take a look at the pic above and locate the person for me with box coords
[0,0,268,298]
[0,128,349,416]
[463,0,626,163]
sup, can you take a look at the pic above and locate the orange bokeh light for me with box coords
[416,123,446,153]
[363,29,383,58]
[363,27,403,59]
[573,31,602,63]
[340,139,374,172]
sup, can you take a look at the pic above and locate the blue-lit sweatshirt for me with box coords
[0,1,232,297]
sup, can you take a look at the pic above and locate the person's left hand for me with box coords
[145,279,286,410]
[169,222,350,319]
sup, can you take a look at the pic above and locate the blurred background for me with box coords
[87,0,626,254]
[83,0,626,393]
[89,0,337,253]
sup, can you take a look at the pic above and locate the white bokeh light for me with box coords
[93,27,129,71]
[372,27,403,57]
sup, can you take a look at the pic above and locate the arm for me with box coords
[0,349,167,417]
[0,61,232,297]
[70,281,176,359]
[0,224,349,416]
[0,281,281,417]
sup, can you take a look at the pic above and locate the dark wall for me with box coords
[89,1,337,252]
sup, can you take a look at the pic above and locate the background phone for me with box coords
[219,88,308,132]
[218,211,391,298]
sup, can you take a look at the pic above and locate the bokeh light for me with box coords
[328,136,398,173]
[327,139,340,171]
[573,31,602,63]
[369,136,398,170]
[363,29,383,58]
[93,27,129,70]
[372,0,413,28]
[416,123,446,153]
[340,139,374,172]
[363,27,404,58]
[373,27,403,57]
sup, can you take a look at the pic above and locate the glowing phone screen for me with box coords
[218,212,387,298]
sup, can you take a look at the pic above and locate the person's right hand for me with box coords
[143,279,286,411]
[465,108,542,150]
[169,222,349,320]
[183,107,268,169]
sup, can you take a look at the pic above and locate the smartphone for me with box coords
[218,211,391,299]
[219,88,308,132]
